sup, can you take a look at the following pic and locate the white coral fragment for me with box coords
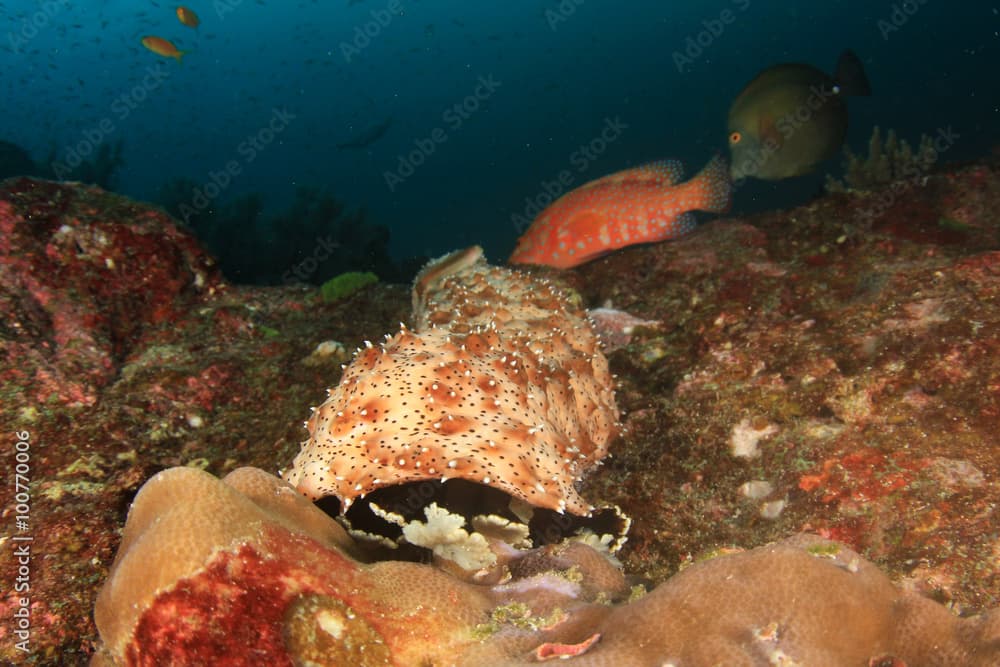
[759,499,787,520]
[739,480,774,499]
[402,503,496,571]
[471,513,532,548]
[729,418,779,459]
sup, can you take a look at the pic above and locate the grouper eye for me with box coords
[729,131,742,144]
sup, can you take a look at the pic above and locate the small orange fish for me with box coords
[509,155,732,269]
[176,6,200,28]
[141,36,187,62]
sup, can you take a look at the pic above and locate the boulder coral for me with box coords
[93,465,1000,665]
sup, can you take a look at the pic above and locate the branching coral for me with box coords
[825,126,938,192]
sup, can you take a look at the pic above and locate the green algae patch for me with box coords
[320,271,378,303]
[257,324,281,338]
[42,480,106,502]
[473,602,567,639]
[58,454,109,479]
[807,543,842,558]
[937,216,971,233]
[627,584,648,603]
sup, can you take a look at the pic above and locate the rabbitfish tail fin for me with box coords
[834,49,871,97]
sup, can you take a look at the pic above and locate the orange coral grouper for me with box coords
[141,36,187,62]
[509,155,732,269]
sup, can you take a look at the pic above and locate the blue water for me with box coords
[3,1,997,282]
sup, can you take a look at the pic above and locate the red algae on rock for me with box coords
[0,178,222,407]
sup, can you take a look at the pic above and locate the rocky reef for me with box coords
[0,155,998,664]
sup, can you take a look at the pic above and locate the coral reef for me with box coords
[156,181,406,285]
[825,125,938,192]
[580,160,1000,605]
[93,466,1000,665]
[0,159,999,663]
[0,177,410,663]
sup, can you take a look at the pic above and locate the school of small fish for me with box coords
[140,6,197,61]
